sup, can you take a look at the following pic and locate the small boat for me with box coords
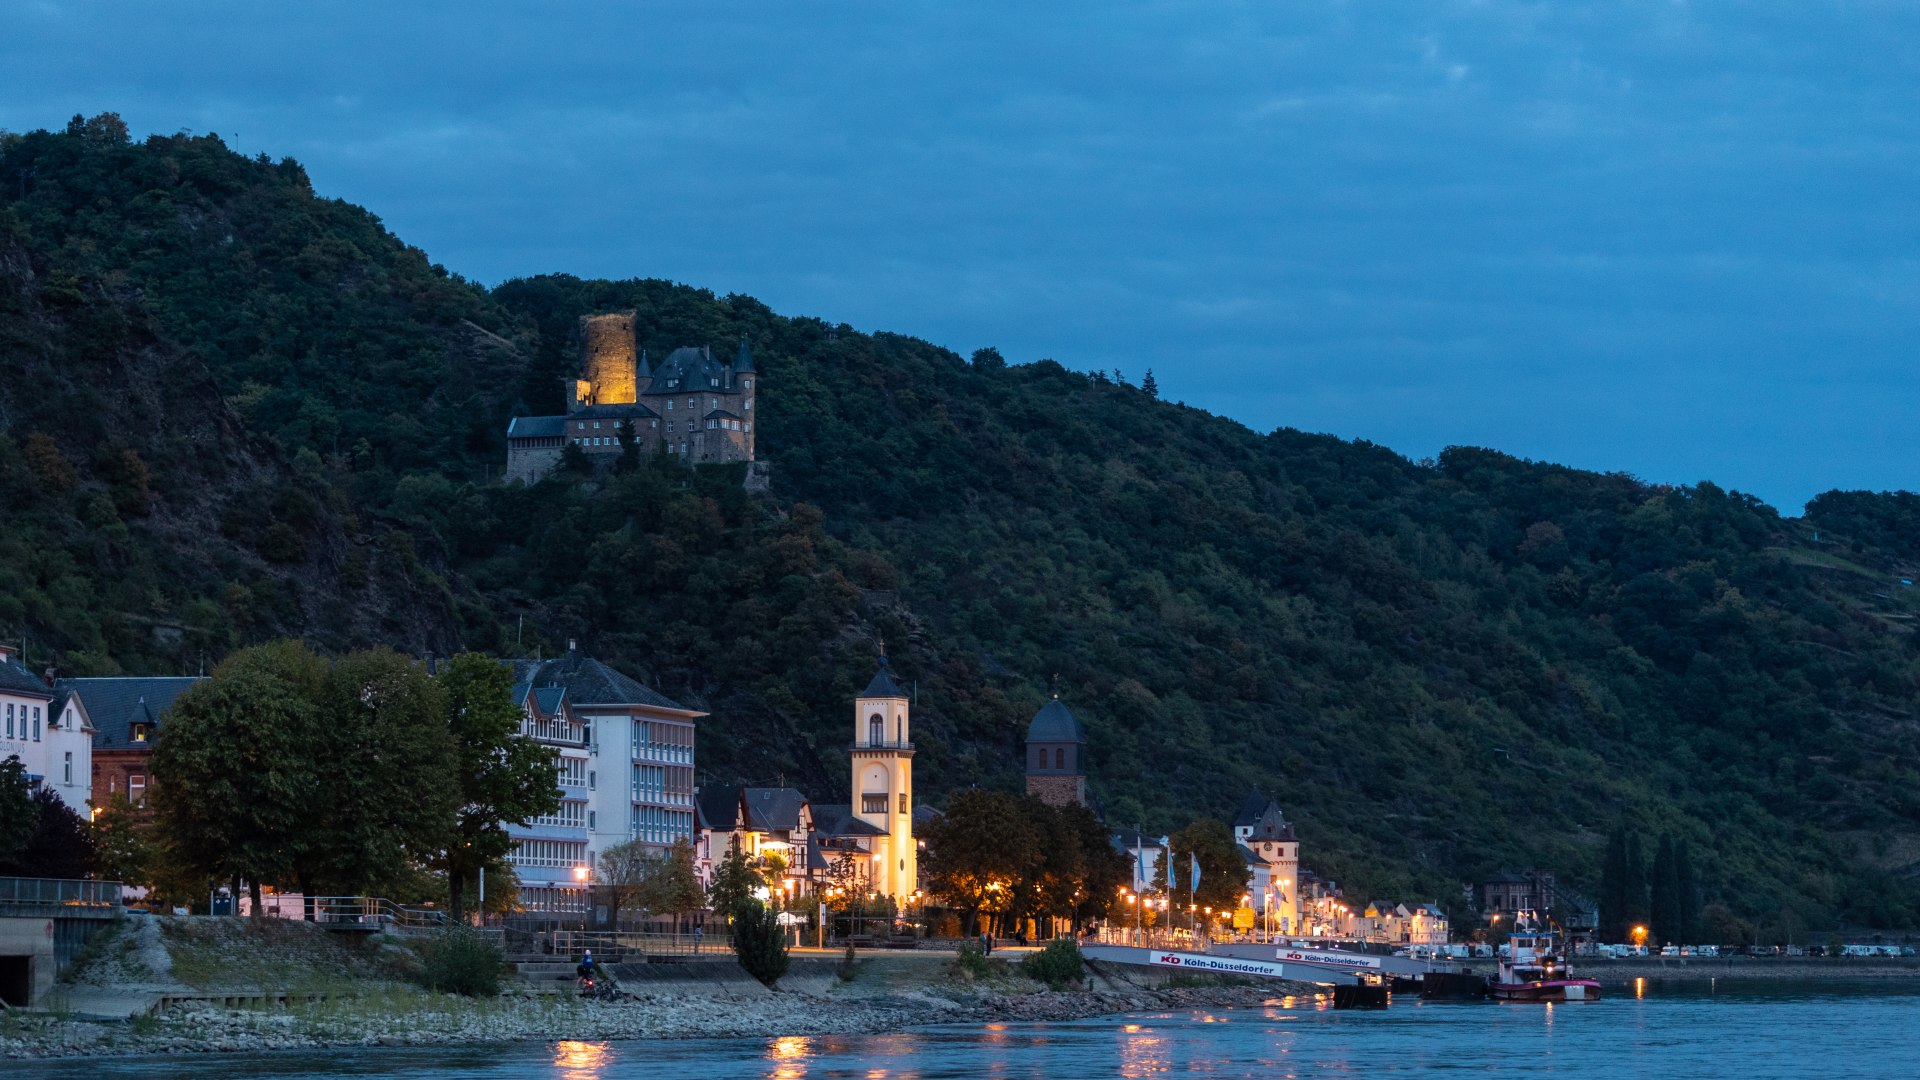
[1488,920,1601,1002]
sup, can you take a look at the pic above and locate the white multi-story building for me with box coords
[0,642,92,814]
[504,644,704,916]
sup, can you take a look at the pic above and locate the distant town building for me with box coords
[1024,694,1088,807]
[62,676,202,818]
[693,654,919,903]
[1236,796,1301,933]
[505,312,762,483]
[502,643,705,915]
[0,643,98,814]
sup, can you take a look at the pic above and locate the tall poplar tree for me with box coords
[1650,834,1680,945]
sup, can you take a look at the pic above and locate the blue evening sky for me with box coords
[4,2,1915,512]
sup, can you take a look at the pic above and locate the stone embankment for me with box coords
[1,926,1320,1061]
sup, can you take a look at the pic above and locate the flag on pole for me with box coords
[1189,852,1201,893]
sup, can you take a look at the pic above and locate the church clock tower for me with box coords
[851,652,916,900]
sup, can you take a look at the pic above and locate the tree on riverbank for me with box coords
[430,652,560,921]
[731,898,791,985]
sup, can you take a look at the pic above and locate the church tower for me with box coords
[850,652,915,899]
[1024,689,1088,807]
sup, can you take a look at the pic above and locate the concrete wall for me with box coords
[0,916,57,1006]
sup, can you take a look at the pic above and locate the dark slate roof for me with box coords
[1026,699,1085,743]
[1232,787,1271,829]
[697,786,745,832]
[60,677,203,751]
[568,402,660,421]
[637,348,653,379]
[912,804,943,827]
[703,409,742,421]
[0,652,53,698]
[1246,803,1296,842]
[1110,827,1166,851]
[644,346,735,395]
[506,415,567,438]
[744,787,809,833]
[1238,843,1264,866]
[809,803,888,838]
[733,337,756,374]
[859,662,908,699]
[504,650,693,711]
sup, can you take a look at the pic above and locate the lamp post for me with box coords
[572,864,591,934]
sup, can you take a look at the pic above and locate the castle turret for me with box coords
[579,312,638,407]
[733,336,756,375]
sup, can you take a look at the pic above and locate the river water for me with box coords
[30,980,1918,1079]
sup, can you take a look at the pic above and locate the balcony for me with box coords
[850,740,914,752]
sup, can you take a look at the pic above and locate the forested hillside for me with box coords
[3,116,1918,930]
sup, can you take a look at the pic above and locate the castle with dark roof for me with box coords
[505,312,761,483]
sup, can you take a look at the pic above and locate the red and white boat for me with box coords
[1488,921,1602,1002]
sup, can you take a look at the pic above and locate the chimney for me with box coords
[44,665,56,688]
[0,642,12,664]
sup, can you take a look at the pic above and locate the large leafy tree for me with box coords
[152,641,327,912]
[0,784,97,878]
[920,789,1038,936]
[0,756,34,865]
[295,648,458,897]
[1168,818,1248,917]
[708,835,759,920]
[91,795,154,887]
[430,652,559,920]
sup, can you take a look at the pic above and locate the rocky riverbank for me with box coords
[2,955,1314,1061]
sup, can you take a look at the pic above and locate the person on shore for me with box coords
[693,925,704,951]
[980,930,992,955]
[577,949,597,981]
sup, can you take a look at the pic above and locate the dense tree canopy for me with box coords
[3,118,1920,930]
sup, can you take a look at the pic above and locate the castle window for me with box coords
[745,400,752,410]
[650,420,658,429]
[1035,748,1044,769]
[667,400,673,410]
[577,421,586,430]
[869,714,884,745]
[593,421,601,429]
[746,424,752,433]
[707,420,716,430]
[862,794,888,814]
[898,793,908,814]
[744,380,752,390]
[1055,748,1065,770]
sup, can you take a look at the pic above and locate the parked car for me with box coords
[1807,945,1826,957]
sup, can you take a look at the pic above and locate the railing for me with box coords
[513,928,732,960]
[249,894,447,929]
[0,876,123,912]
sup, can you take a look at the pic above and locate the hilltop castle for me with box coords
[505,312,761,484]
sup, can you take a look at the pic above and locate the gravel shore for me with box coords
[0,974,1309,1060]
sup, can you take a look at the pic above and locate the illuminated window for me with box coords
[862,794,888,814]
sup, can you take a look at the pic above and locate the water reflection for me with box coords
[767,1035,812,1079]
[1118,1021,1169,1078]
[553,1040,610,1080]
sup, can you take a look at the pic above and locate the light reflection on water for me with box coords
[29,981,1920,1080]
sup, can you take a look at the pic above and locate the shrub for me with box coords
[732,899,791,987]
[420,926,504,997]
[953,940,992,981]
[1022,938,1084,989]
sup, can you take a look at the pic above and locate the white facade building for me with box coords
[504,645,704,916]
[0,643,92,813]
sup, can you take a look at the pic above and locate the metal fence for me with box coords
[0,876,122,911]
[249,894,447,929]
[512,928,733,960]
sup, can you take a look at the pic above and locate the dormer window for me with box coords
[133,724,149,743]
